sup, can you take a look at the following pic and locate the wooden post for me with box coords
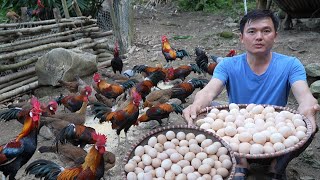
[53,8,62,22]
[61,0,70,18]
[21,7,28,22]
[72,0,83,17]
[108,0,125,54]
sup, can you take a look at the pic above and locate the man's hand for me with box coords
[298,103,320,134]
[183,104,201,127]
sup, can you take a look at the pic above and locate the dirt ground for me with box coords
[1,4,320,180]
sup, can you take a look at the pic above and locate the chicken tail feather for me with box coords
[57,124,76,144]
[171,103,184,114]
[176,49,189,59]
[25,159,62,180]
[55,94,64,105]
[0,108,21,121]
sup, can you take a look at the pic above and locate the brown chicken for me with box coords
[55,86,92,112]
[57,123,96,148]
[143,89,173,108]
[98,90,142,146]
[26,132,107,180]
[171,78,209,103]
[38,143,116,171]
[101,71,129,82]
[0,97,42,180]
[166,63,203,81]
[111,41,123,74]
[93,73,137,99]
[94,93,115,108]
[6,10,20,22]
[58,76,87,93]
[161,35,189,67]
[195,47,217,75]
[0,100,57,124]
[132,64,170,78]
[130,71,167,101]
[138,103,183,128]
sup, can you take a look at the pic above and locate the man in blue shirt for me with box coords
[183,9,320,180]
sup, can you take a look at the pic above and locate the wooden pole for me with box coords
[61,0,70,18]
[0,75,34,90]
[0,81,38,102]
[72,0,83,17]
[108,0,125,54]
[0,67,35,84]
[0,56,38,72]
[0,76,38,94]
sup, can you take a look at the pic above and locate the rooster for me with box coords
[57,124,96,148]
[138,103,183,128]
[0,97,42,180]
[161,35,189,67]
[131,71,167,101]
[98,90,141,146]
[38,143,116,171]
[111,41,123,74]
[26,132,107,180]
[93,73,137,99]
[132,64,170,78]
[55,86,92,112]
[171,78,209,103]
[166,64,203,81]
[0,100,57,124]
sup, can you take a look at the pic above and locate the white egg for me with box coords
[295,131,306,140]
[216,167,229,178]
[188,139,198,146]
[283,138,295,148]
[171,164,182,175]
[250,144,264,154]
[164,141,175,150]
[176,174,187,180]
[238,142,251,154]
[261,130,271,141]
[189,144,202,154]
[191,158,202,169]
[196,119,206,127]
[200,123,212,130]
[244,118,255,124]
[229,103,239,110]
[273,142,285,152]
[216,129,225,137]
[225,114,236,122]
[170,153,183,163]
[216,147,228,157]
[165,148,178,156]
[211,119,224,131]
[201,139,213,148]
[210,108,220,114]
[251,105,264,114]
[203,117,215,124]
[125,163,136,172]
[187,173,198,179]
[265,112,275,119]
[196,152,208,161]
[206,113,217,120]
[278,126,292,138]
[263,145,275,153]
[229,143,239,152]
[178,146,190,156]
[222,159,232,169]
[287,135,299,144]
[151,158,162,168]
[246,103,256,112]
[238,132,252,142]
[134,167,144,174]
[135,146,145,157]
[179,140,189,147]
[127,172,137,180]
[293,119,306,128]
[217,112,228,120]
[202,158,215,167]
[177,160,190,168]
[237,127,246,133]
[262,106,275,114]
[161,159,172,171]
[165,170,176,179]
[270,133,284,144]
[198,164,211,175]
[230,108,240,116]
[182,166,195,174]
[252,133,267,145]
[292,114,303,120]
[184,151,196,161]
[186,133,196,141]
[155,167,166,178]
[166,131,176,140]
[141,154,152,166]
[148,136,158,147]
[157,134,167,144]
[147,148,158,158]
[206,144,219,155]
[154,143,164,152]
[171,138,180,146]
[195,134,206,143]
[157,152,168,161]
[254,114,265,121]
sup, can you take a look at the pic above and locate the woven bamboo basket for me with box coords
[196,104,313,159]
[122,125,236,179]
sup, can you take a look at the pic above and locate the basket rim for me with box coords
[197,104,313,159]
[122,125,236,180]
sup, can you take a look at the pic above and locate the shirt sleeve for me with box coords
[212,58,229,84]
[289,57,306,85]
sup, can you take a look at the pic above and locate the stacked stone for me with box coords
[93,43,113,62]
[306,63,320,104]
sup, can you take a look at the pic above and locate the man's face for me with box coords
[240,17,277,56]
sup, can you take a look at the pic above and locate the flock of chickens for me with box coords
[0,35,235,179]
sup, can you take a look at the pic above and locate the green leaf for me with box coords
[172,35,193,40]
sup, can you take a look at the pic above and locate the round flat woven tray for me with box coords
[197,104,313,159]
[122,125,236,180]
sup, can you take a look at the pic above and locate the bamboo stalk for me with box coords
[61,0,70,18]
[0,74,34,90]
[0,17,95,29]
[0,26,99,49]
[0,19,96,36]
[0,67,35,84]
[72,0,83,17]
[0,56,39,72]
[0,76,38,94]
[0,38,93,61]
[0,81,38,102]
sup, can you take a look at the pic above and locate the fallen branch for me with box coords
[89,31,113,38]
[0,76,38,94]
[0,56,38,72]
[0,81,38,102]
[0,67,35,84]
[0,74,34,90]
[73,38,108,50]
[0,38,93,61]
[98,60,111,68]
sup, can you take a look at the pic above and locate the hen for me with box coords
[26,132,107,180]
[0,97,42,180]
[132,64,169,78]
[58,76,87,94]
[138,103,183,128]
[161,35,189,67]
[98,90,141,146]
[194,47,217,75]
[166,63,203,81]
[55,86,92,112]
[93,73,137,99]
[171,78,209,103]
[38,143,116,171]
[131,71,167,101]
[111,41,123,74]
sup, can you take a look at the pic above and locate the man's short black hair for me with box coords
[240,9,279,34]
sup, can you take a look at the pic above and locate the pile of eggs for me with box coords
[125,130,234,180]
[196,103,308,155]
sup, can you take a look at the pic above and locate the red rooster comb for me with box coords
[84,86,92,96]
[48,101,58,111]
[30,97,41,110]
[30,97,42,121]
[226,49,236,57]
[93,73,101,83]
[92,132,107,145]
[161,35,168,43]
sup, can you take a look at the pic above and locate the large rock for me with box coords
[305,63,320,77]
[310,80,320,98]
[36,48,98,86]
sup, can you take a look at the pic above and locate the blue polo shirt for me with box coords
[213,52,306,106]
